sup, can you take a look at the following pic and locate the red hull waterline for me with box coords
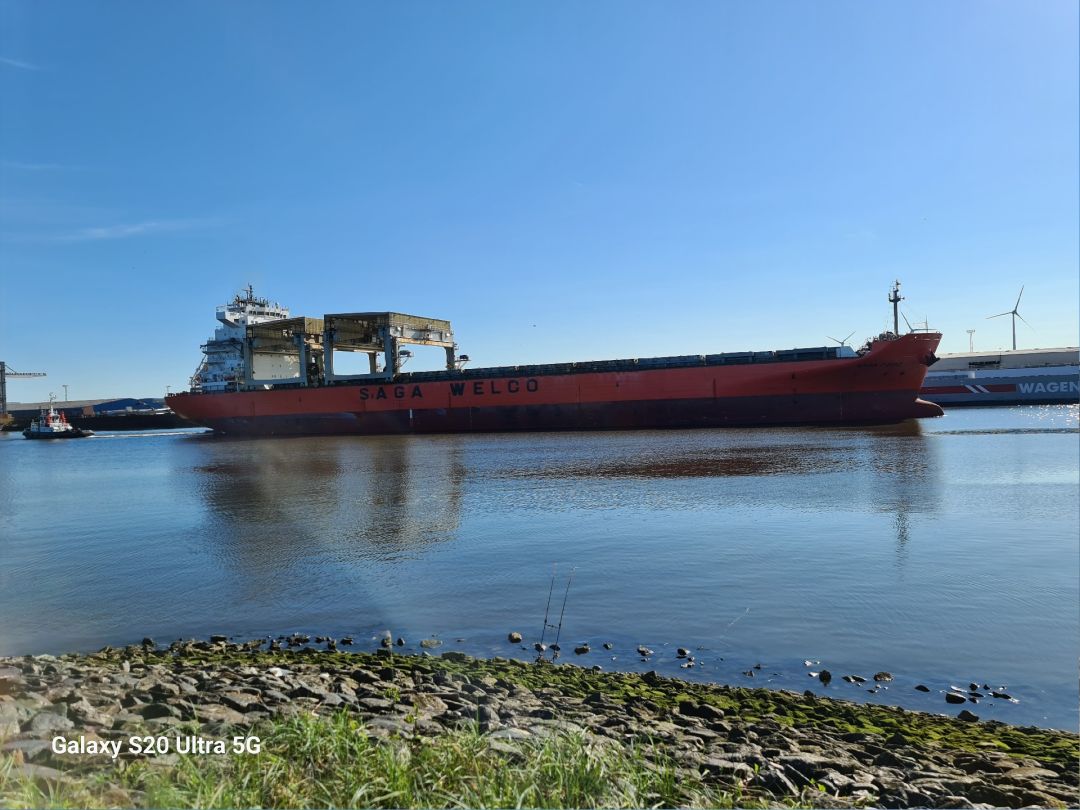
[167,332,944,437]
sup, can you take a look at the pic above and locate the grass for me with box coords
[0,713,771,809]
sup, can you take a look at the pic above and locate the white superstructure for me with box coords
[190,286,296,393]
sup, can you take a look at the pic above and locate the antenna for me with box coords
[888,281,903,335]
[966,329,975,352]
[987,286,1027,350]
[826,331,856,347]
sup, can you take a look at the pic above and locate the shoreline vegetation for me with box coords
[1,638,1076,809]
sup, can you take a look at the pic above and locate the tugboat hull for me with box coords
[22,428,94,439]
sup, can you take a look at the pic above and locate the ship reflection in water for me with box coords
[188,435,467,620]
[182,423,945,649]
[193,436,466,560]
[193,424,937,575]
[0,406,1075,729]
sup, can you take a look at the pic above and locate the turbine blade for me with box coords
[987,311,1011,319]
[844,331,855,343]
[1014,285,1024,310]
[1016,312,1030,326]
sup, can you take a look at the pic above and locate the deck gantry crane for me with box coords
[0,362,47,423]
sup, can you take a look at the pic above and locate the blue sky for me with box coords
[2,1,1077,401]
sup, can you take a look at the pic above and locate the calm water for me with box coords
[1,406,1077,730]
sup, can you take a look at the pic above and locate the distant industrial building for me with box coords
[2,398,190,432]
[7,397,167,419]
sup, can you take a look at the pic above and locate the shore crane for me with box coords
[0,362,47,423]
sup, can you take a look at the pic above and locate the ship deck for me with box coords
[260,345,856,391]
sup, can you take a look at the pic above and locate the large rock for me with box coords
[701,758,754,781]
[149,682,181,699]
[476,705,500,729]
[1000,765,1061,783]
[779,752,856,779]
[412,694,449,717]
[219,692,262,712]
[873,749,918,769]
[966,783,1024,806]
[489,727,532,741]
[67,699,113,728]
[28,712,75,734]
[365,717,412,737]
[0,667,24,697]
[676,701,725,722]
[289,685,331,700]
[752,766,800,797]
[193,704,246,725]
[0,703,23,737]
[1,739,53,762]
[136,702,180,720]
[10,763,70,789]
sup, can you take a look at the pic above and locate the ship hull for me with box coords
[168,332,943,437]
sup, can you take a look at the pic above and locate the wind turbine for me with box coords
[987,287,1027,351]
[826,331,856,348]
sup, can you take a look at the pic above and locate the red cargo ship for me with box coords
[166,286,943,436]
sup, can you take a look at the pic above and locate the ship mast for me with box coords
[888,280,903,335]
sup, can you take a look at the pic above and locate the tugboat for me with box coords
[22,400,94,439]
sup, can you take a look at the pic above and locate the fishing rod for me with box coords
[538,563,557,648]
[551,567,576,655]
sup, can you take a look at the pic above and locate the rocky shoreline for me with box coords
[1,637,1077,808]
